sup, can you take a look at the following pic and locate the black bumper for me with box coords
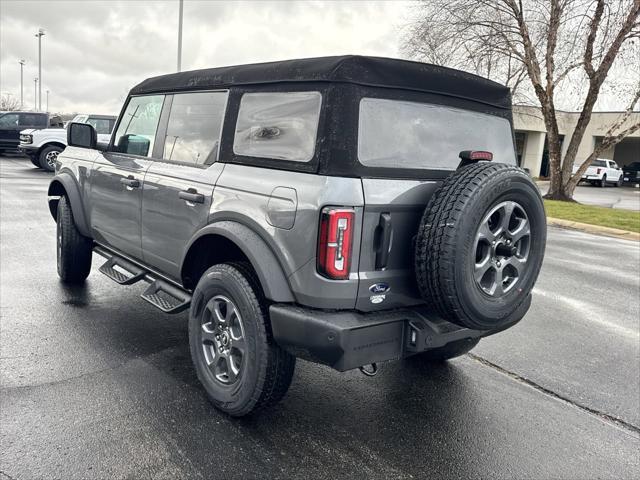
[269,304,492,372]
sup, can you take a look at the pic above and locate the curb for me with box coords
[547,217,640,241]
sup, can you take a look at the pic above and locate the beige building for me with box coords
[512,105,640,177]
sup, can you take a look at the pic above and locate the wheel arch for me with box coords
[181,221,295,303]
[38,141,66,155]
[47,174,91,237]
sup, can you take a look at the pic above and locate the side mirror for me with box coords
[67,122,96,149]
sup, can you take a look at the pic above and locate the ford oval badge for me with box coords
[369,283,390,294]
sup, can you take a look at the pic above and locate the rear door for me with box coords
[141,91,228,279]
[89,94,165,260]
[355,97,518,311]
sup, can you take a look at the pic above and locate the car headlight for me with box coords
[20,134,33,144]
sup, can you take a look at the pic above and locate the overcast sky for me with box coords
[0,0,411,114]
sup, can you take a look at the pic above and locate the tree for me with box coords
[0,93,21,111]
[403,0,640,201]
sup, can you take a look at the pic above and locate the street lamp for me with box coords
[18,59,25,109]
[35,28,45,111]
[33,78,38,111]
[177,0,183,72]
[46,90,50,112]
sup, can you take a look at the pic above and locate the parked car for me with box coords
[0,111,63,154]
[621,161,640,186]
[47,56,546,416]
[20,114,116,171]
[573,158,623,187]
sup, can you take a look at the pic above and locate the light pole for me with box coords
[46,90,50,112]
[19,59,25,109]
[177,0,183,72]
[35,28,45,111]
[33,78,38,111]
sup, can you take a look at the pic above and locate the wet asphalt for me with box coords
[1,155,639,479]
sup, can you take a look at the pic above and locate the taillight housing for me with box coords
[317,207,355,280]
[596,168,602,174]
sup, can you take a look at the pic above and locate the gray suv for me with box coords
[47,56,546,416]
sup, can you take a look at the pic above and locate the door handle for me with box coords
[120,176,140,188]
[179,188,205,204]
[374,213,393,270]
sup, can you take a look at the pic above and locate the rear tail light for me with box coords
[459,150,493,161]
[318,207,355,280]
[596,168,602,174]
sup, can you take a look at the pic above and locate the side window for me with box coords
[163,91,227,165]
[113,95,164,157]
[87,117,114,135]
[0,113,19,127]
[233,91,322,162]
[19,114,46,127]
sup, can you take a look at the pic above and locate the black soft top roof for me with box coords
[130,55,512,109]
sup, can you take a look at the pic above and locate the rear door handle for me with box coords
[179,188,205,204]
[120,176,140,189]
[374,213,393,270]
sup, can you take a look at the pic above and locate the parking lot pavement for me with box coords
[538,180,640,211]
[1,155,639,479]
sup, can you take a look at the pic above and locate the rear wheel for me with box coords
[189,263,296,417]
[616,175,623,187]
[39,145,63,172]
[415,162,546,330]
[599,175,607,188]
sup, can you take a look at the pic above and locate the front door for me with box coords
[89,94,165,260]
[141,91,228,279]
[0,113,21,150]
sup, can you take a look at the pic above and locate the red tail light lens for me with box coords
[318,207,355,280]
[597,168,602,174]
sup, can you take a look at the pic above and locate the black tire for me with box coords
[616,176,623,187]
[415,162,546,330]
[56,196,92,283]
[29,154,40,168]
[39,145,63,172]
[189,263,296,417]
[599,175,607,188]
[412,338,480,363]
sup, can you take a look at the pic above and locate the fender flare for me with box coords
[182,221,295,303]
[47,173,91,237]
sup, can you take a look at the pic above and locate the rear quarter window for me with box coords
[233,91,322,162]
[358,98,516,171]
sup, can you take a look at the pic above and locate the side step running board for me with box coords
[95,246,191,314]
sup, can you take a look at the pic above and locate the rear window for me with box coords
[591,160,607,167]
[233,92,322,162]
[358,98,516,170]
[86,117,115,135]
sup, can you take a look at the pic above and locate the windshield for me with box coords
[358,98,516,170]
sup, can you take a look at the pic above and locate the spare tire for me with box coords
[415,162,546,330]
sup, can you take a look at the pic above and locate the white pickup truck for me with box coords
[573,158,624,187]
[19,114,115,172]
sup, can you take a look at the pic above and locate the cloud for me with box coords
[0,0,409,114]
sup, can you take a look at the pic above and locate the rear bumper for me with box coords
[269,304,501,371]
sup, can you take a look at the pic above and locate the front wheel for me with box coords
[57,196,92,283]
[189,263,296,417]
[29,154,41,168]
[39,145,63,172]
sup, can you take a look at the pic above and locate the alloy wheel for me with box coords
[473,201,531,297]
[199,295,246,385]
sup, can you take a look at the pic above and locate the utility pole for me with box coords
[34,78,38,111]
[46,90,50,112]
[19,59,25,108]
[35,28,45,111]
[177,0,183,72]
